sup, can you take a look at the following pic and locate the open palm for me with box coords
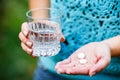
[55,42,111,76]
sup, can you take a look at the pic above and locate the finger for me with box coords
[56,68,66,74]
[63,61,92,75]
[19,32,27,43]
[56,58,71,65]
[56,62,75,70]
[60,33,65,42]
[55,58,72,74]
[21,42,36,58]
[89,57,110,77]
[21,42,33,55]
[65,65,89,75]
[19,32,32,47]
[21,22,29,37]
[56,63,75,74]
[55,58,71,70]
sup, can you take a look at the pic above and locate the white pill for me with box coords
[77,53,85,59]
[79,59,87,64]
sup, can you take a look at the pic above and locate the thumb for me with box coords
[89,57,110,77]
[60,33,65,42]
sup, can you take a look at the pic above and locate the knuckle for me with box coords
[21,42,29,53]
[22,22,27,27]
[18,32,22,40]
[20,33,27,43]
[21,22,28,30]
[21,42,26,51]
[21,42,33,56]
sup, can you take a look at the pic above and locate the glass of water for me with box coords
[26,8,62,57]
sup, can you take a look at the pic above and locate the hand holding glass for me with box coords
[26,8,62,57]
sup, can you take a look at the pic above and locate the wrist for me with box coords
[99,41,112,57]
[100,35,120,57]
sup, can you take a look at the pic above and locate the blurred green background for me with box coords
[0,0,37,80]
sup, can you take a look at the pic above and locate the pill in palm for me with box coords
[77,53,85,59]
[79,59,87,64]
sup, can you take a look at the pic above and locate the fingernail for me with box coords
[23,30,28,36]
[55,66,58,70]
[90,72,96,77]
[66,71,71,74]
[26,41,32,47]
[27,48,32,53]
[57,70,61,74]
[60,37,65,42]
[57,69,64,74]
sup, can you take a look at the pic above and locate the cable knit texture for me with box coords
[40,0,120,76]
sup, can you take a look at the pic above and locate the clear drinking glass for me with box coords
[26,8,62,57]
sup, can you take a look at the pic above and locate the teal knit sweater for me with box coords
[39,0,120,80]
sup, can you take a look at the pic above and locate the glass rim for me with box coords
[26,8,62,20]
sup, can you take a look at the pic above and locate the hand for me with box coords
[18,22,65,57]
[55,42,111,76]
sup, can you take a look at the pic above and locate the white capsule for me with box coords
[77,53,85,59]
[79,59,87,64]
